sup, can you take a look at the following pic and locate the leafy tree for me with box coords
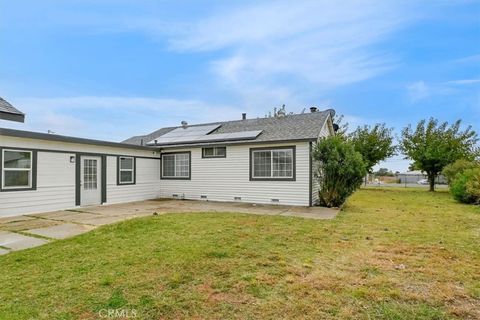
[400,118,479,191]
[450,168,480,204]
[443,159,479,184]
[349,124,396,174]
[375,168,394,176]
[332,114,349,138]
[313,136,366,207]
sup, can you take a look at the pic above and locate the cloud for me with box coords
[164,0,416,95]
[444,79,480,85]
[407,79,480,102]
[1,96,245,141]
[407,81,430,102]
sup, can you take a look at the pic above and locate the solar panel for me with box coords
[147,127,262,145]
[148,124,221,144]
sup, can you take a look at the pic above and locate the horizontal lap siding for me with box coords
[0,152,76,217]
[106,157,161,204]
[160,142,310,206]
[0,136,161,217]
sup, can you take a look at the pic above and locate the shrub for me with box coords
[443,159,479,184]
[312,136,366,207]
[451,168,480,204]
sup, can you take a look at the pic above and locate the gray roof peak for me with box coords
[123,109,333,147]
[0,97,25,123]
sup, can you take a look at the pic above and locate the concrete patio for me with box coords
[0,199,339,254]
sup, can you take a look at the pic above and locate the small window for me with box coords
[161,152,190,179]
[202,147,226,158]
[118,156,135,185]
[1,149,35,190]
[250,147,295,181]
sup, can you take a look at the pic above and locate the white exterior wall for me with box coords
[159,142,311,206]
[106,157,161,204]
[0,135,161,217]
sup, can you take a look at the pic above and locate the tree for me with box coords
[443,159,479,184]
[450,168,480,204]
[375,168,394,176]
[400,118,479,191]
[349,123,396,174]
[313,136,366,207]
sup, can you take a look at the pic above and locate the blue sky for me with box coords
[1,0,479,171]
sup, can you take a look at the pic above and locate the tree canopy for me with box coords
[312,135,366,207]
[400,118,479,191]
[349,124,396,174]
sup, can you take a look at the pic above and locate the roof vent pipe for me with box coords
[242,113,247,120]
[310,107,318,113]
[181,121,188,128]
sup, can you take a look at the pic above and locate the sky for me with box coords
[0,0,479,172]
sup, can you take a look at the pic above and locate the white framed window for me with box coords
[1,149,34,190]
[250,147,295,181]
[161,152,190,179]
[118,156,135,185]
[202,146,226,158]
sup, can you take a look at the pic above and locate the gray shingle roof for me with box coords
[0,97,25,122]
[123,109,334,147]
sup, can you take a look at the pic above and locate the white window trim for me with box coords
[251,148,294,179]
[2,149,33,189]
[161,153,190,179]
[118,156,135,185]
[202,146,226,158]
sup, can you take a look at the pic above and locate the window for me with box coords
[202,146,226,158]
[161,152,190,179]
[117,156,135,185]
[1,149,36,190]
[250,147,295,181]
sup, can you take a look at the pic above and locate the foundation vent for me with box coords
[271,199,280,203]
[234,196,242,201]
[200,195,207,199]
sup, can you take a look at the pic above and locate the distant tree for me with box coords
[313,136,366,207]
[400,118,479,191]
[375,168,394,176]
[349,124,396,174]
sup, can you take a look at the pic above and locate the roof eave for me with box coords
[0,128,157,151]
[157,137,317,149]
[0,111,25,123]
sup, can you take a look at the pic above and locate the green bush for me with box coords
[451,168,480,204]
[443,159,479,184]
[312,136,366,207]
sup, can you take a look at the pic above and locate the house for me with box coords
[0,100,335,218]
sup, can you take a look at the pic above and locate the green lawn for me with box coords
[1,189,479,319]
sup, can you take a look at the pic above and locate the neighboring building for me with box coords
[397,170,447,184]
[0,97,25,123]
[0,107,335,218]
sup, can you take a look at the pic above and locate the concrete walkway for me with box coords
[0,199,338,254]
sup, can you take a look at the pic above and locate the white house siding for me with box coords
[0,135,160,217]
[0,151,76,217]
[159,142,311,206]
[106,157,161,204]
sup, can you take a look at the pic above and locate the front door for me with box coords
[80,156,102,206]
